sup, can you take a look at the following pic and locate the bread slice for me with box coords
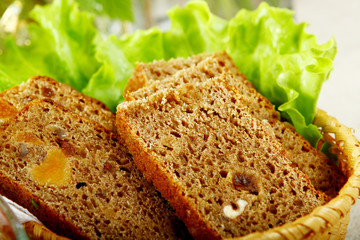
[0,76,116,132]
[125,52,346,197]
[0,99,190,240]
[116,76,329,239]
[124,52,212,96]
[124,51,254,100]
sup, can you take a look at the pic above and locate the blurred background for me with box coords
[1,0,360,239]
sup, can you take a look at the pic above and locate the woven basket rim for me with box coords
[228,109,360,240]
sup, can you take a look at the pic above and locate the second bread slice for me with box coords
[117,75,328,239]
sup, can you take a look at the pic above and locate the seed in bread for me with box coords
[0,75,115,132]
[116,76,329,239]
[0,99,190,240]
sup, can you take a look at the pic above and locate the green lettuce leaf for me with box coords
[83,35,134,110]
[29,0,100,90]
[0,25,56,91]
[75,0,133,21]
[224,3,336,146]
[0,0,100,91]
[163,1,228,58]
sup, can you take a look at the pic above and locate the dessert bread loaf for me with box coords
[0,99,190,240]
[0,76,116,132]
[116,76,329,239]
[125,52,346,197]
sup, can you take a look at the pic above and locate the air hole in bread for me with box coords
[205,207,211,215]
[41,86,54,97]
[237,153,245,163]
[219,170,228,178]
[269,206,277,214]
[301,145,310,152]
[216,198,224,206]
[120,167,131,173]
[170,131,181,138]
[76,182,87,189]
[94,226,101,238]
[163,145,173,151]
[185,108,193,114]
[230,202,239,210]
[266,163,275,174]
[278,180,284,188]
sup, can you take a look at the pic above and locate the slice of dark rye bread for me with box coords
[116,76,329,239]
[0,76,116,132]
[125,52,346,197]
[0,99,190,240]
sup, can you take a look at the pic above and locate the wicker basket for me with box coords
[23,109,360,240]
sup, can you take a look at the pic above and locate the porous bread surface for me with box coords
[126,52,346,197]
[0,99,189,240]
[124,52,212,96]
[116,77,328,239]
[0,76,116,132]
